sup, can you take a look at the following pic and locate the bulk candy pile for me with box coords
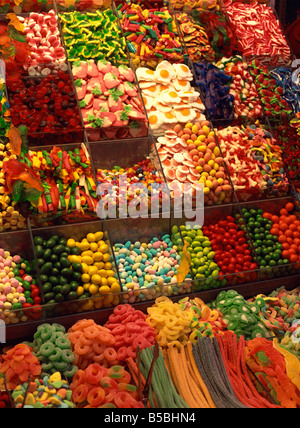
[0,0,300,410]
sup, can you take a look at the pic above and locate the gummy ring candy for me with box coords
[93,353,105,363]
[132,337,151,351]
[124,333,137,344]
[52,323,66,333]
[127,323,141,334]
[85,326,100,340]
[61,349,75,363]
[49,347,62,362]
[107,366,124,380]
[72,369,85,387]
[208,310,219,322]
[75,342,90,355]
[101,377,118,389]
[99,332,115,346]
[126,346,136,359]
[40,342,55,357]
[40,326,53,342]
[87,387,105,407]
[55,337,71,349]
[119,383,137,392]
[64,365,78,378]
[71,319,95,331]
[118,370,131,384]
[117,347,128,361]
[79,335,93,346]
[92,342,105,355]
[103,348,117,363]
[52,361,69,371]
[42,361,53,371]
[114,391,137,408]
[73,384,89,404]
[68,331,82,343]
[111,325,126,336]
[85,364,105,385]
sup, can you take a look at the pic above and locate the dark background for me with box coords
[276,0,300,28]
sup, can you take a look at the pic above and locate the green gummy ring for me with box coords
[49,347,63,362]
[41,326,54,342]
[64,365,78,378]
[61,349,75,363]
[40,342,55,357]
[55,337,71,349]
[42,361,53,371]
[52,361,69,371]
[52,323,66,333]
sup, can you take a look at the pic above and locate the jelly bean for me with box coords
[202,214,258,285]
[113,233,190,301]
[173,224,222,289]
[67,231,120,302]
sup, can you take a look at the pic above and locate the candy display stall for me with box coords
[1,0,300,410]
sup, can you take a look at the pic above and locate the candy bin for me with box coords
[187,1,240,60]
[238,198,300,282]
[90,137,171,219]
[150,120,234,207]
[136,59,207,137]
[174,202,259,291]
[223,0,292,67]
[2,142,99,229]
[71,58,149,141]
[7,67,84,146]
[56,0,112,13]
[30,219,122,318]
[106,215,193,304]
[114,0,186,70]
[0,228,42,325]
[214,118,291,203]
[59,8,128,67]
[0,0,53,13]
[170,0,221,12]
[19,9,68,78]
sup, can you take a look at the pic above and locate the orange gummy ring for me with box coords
[85,326,100,340]
[74,342,90,356]
[92,342,105,355]
[87,387,106,407]
[85,363,105,384]
[103,347,117,363]
[73,384,89,404]
[72,369,86,388]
